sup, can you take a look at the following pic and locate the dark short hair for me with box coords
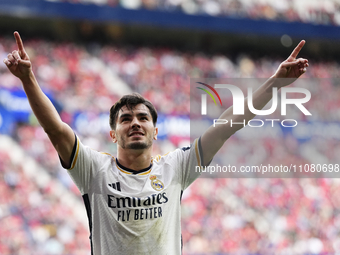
[109,93,158,130]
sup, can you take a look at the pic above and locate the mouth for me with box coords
[129,131,145,137]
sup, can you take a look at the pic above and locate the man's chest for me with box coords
[90,164,181,223]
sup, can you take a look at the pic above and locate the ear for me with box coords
[110,130,117,143]
[153,127,158,140]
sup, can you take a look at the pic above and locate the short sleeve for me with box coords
[174,137,205,190]
[66,136,101,195]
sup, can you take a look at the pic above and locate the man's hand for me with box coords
[3,31,32,80]
[272,40,309,87]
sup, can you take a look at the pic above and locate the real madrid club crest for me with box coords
[150,175,164,191]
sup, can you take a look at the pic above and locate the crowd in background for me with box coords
[1,36,340,254]
[0,141,90,254]
[47,0,340,26]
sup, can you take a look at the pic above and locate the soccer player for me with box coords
[3,31,308,254]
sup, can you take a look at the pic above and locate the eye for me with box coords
[140,116,149,121]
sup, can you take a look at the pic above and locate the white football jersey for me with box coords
[66,136,203,255]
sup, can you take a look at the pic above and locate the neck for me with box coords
[117,147,153,171]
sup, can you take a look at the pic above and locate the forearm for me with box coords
[200,78,279,164]
[219,77,278,136]
[20,72,64,134]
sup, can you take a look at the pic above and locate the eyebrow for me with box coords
[118,112,150,120]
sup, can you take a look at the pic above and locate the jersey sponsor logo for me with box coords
[107,192,169,222]
[107,192,168,209]
[150,175,164,191]
[108,182,121,191]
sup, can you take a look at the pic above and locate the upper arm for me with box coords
[200,127,224,167]
[200,118,239,166]
[45,122,75,169]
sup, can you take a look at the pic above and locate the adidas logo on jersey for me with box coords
[108,182,121,191]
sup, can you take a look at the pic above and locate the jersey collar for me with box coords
[115,158,152,175]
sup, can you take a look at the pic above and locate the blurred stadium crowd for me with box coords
[1,34,340,255]
[47,0,340,26]
[0,137,90,254]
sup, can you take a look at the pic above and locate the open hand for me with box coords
[3,31,32,80]
[272,40,309,87]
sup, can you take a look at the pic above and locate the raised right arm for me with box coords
[3,31,75,168]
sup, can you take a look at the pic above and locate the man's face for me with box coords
[110,104,158,150]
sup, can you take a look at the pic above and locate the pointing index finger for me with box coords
[289,40,305,59]
[14,31,25,54]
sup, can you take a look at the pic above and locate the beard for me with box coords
[126,141,152,150]
[117,134,153,150]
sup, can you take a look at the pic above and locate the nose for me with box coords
[131,117,141,128]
